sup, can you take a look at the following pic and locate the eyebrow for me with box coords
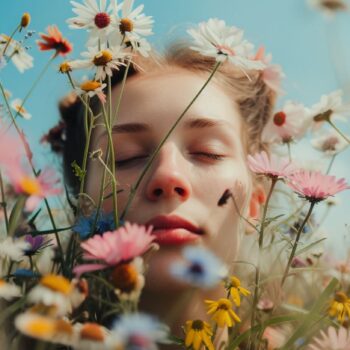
[184,117,228,129]
[110,122,150,134]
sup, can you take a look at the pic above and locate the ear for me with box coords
[248,184,266,220]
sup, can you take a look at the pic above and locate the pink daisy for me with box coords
[287,170,349,203]
[308,327,350,350]
[73,222,155,277]
[247,151,297,179]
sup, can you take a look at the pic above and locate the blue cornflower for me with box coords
[170,246,228,289]
[13,268,40,278]
[73,210,116,239]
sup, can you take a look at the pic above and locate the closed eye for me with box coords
[191,152,225,161]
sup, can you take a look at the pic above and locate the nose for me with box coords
[145,144,191,202]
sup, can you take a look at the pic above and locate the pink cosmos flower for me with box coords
[287,170,349,203]
[73,222,155,277]
[247,151,297,179]
[308,327,350,350]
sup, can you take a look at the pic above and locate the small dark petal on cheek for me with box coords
[217,189,233,206]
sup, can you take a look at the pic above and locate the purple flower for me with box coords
[24,235,46,256]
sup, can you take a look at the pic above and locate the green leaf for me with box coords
[8,196,26,236]
[295,238,326,256]
[278,277,338,349]
[71,160,86,181]
[26,226,72,236]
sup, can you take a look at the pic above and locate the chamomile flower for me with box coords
[70,46,126,80]
[0,279,21,300]
[10,98,32,120]
[67,0,115,46]
[311,130,349,156]
[308,0,348,18]
[74,322,111,350]
[184,320,214,350]
[75,79,107,102]
[205,298,241,328]
[187,18,265,73]
[170,246,228,289]
[0,237,29,261]
[308,326,350,350]
[0,34,34,73]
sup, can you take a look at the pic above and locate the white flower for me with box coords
[110,0,153,54]
[0,237,29,261]
[170,246,228,289]
[70,46,126,80]
[187,18,265,73]
[308,0,348,18]
[308,326,350,350]
[73,322,111,350]
[262,101,309,144]
[75,79,107,102]
[0,34,34,73]
[311,129,349,156]
[309,90,350,131]
[10,98,32,120]
[108,313,169,350]
[0,279,21,300]
[67,0,115,46]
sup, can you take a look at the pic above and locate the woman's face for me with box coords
[87,67,253,291]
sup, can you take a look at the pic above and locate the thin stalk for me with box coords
[281,201,316,287]
[286,142,292,162]
[2,24,20,56]
[0,170,9,232]
[121,61,222,220]
[327,120,350,144]
[326,154,336,174]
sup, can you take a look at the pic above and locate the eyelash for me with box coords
[115,152,224,167]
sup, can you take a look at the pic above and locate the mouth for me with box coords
[146,215,203,246]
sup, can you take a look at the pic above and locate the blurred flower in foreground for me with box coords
[0,279,21,300]
[0,34,34,73]
[328,291,350,323]
[184,320,214,350]
[37,25,73,57]
[308,0,348,18]
[108,313,169,349]
[74,322,110,350]
[287,170,349,203]
[187,18,265,73]
[0,237,29,262]
[225,275,251,306]
[308,326,350,350]
[311,130,349,156]
[248,151,297,180]
[10,98,32,120]
[23,234,48,256]
[262,101,309,144]
[205,298,241,328]
[73,222,154,276]
[170,246,228,289]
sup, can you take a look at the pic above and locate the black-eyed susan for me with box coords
[328,291,350,323]
[205,298,241,328]
[225,276,251,306]
[184,320,214,350]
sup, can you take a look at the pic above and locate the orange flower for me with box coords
[37,25,72,56]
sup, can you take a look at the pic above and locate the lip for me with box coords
[146,215,203,246]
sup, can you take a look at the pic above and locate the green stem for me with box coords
[120,61,222,220]
[2,24,20,56]
[286,142,292,162]
[281,201,316,287]
[327,120,350,144]
[326,154,336,175]
[0,170,9,233]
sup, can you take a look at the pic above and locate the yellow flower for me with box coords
[205,298,241,328]
[329,291,350,323]
[184,320,214,350]
[226,276,251,307]
[59,61,72,74]
[20,13,31,29]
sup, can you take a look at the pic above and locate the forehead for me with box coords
[111,68,242,130]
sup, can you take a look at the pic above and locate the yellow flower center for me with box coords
[41,275,72,295]
[26,318,55,337]
[59,62,72,74]
[111,263,138,293]
[230,276,241,288]
[119,18,134,33]
[20,13,31,28]
[19,176,41,195]
[217,298,232,310]
[0,279,5,286]
[335,291,348,303]
[55,319,73,335]
[93,50,113,66]
[80,80,102,92]
[191,320,204,331]
[80,323,105,341]
[14,103,28,116]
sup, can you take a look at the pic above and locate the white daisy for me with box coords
[262,101,309,144]
[311,129,349,156]
[0,34,34,73]
[73,322,111,350]
[170,246,228,289]
[67,0,115,46]
[75,79,107,102]
[187,18,265,73]
[308,0,348,18]
[111,0,153,52]
[309,89,350,131]
[70,46,127,80]
[10,98,32,120]
[0,279,21,300]
[308,326,350,350]
[0,237,29,261]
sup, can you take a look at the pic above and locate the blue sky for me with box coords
[1,0,350,253]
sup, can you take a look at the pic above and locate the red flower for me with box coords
[37,25,72,56]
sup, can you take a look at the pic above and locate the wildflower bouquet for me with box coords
[1,1,350,349]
